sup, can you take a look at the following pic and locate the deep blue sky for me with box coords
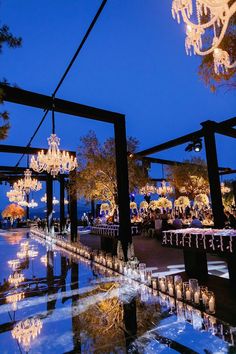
[0,0,235,209]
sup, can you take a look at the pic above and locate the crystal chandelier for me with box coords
[18,199,29,207]
[13,169,42,195]
[12,317,43,352]
[7,189,24,203]
[6,291,25,311]
[30,105,78,177]
[172,0,236,74]
[139,183,157,195]
[41,193,60,205]
[28,199,38,208]
[8,259,20,270]
[156,180,173,196]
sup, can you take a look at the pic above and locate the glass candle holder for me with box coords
[175,284,183,300]
[151,277,158,290]
[205,291,216,314]
[183,282,192,302]
[158,276,166,293]
[166,276,174,297]
[200,286,208,306]
[189,279,198,293]
[139,263,146,282]
[193,286,201,305]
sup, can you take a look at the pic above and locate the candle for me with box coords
[168,283,174,296]
[202,293,208,305]
[186,289,191,301]
[159,281,166,292]
[194,291,200,304]
[152,279,157,290]
[209,296,215,313]
[177,288,182,299]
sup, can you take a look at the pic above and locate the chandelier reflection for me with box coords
[156,180,173,196]
[8,272,25,287]
[6,291,25,311]
[12,317,43,352]
[172,0,236,74]
[8,259,20,270]
[40,255,47,266]
[13,169,42,195]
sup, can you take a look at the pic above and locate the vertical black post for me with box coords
[69,169,78,243]
[46,174,53,233]
[60,175,65,232]
[114,117,132,260]
[91,199,95,218]
[26,193,29,220]
[201,121,225,228]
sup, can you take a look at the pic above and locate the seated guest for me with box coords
[190,216,203,228]
[173,215,183,229]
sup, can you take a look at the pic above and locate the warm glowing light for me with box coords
[8,272,25,287]
[6,291,25,311]
[8,259,20,270]
[156,180,173,196]
[28,199,38,208]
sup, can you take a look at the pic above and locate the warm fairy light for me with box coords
[12,317,43,352]
[30,134,78,177]
[8,272,25,287]
[172,0,236,74]
[13,169,42,195]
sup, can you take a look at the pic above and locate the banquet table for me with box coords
[162,228,236,284]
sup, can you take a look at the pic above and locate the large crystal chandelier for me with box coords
[30,105,78,177]
[7,189,24,203]
[156,180,173,196]
[13,169,42,195]
[172,0,236,74]
[12,317,43,352]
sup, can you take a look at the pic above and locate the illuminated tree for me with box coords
[2,203,25,222]
[75,131,150,212]
[166,157,210,200]
[0,25,22,139]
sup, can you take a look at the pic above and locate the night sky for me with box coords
[0,0,235,210]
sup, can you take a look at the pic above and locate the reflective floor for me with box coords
[0,230,235,354]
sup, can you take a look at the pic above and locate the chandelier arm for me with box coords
[201,0,231,8]
[182,9,226,30]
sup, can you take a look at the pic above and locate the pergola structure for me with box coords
[136,117,236,228]
[1,84,132,255]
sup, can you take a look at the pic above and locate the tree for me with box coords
[2,203,25,222]
[0,25,22,139]
[166,157,210,200]
[198,10,236,92]
[75,131,150,212]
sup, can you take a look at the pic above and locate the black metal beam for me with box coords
[114,119,132,259]
[46,175,53,233]
[0,144,75,155]
[136,129,203,156]
[1,84,123,123]
[219,169,236,176]
[201,121,225,228]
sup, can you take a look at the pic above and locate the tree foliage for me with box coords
[166,157,210,200]
[0,25,22,139]
[199,11,236,91]
[75,131,150,209]
[2,203,25,220]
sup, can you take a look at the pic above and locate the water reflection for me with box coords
[0,231,235,353]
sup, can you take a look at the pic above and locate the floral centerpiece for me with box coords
[148,200,159,211]
[139,201,149,211]
[100,203,110,215]
[130,202,138,212]
[194,194,209,209]
[156,197,172,210]
[174,196,190,209]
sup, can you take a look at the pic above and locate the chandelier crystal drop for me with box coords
[13,169,42,195]
[30,134,78,177]
[156,180,173,196]
[172,0,236,74]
